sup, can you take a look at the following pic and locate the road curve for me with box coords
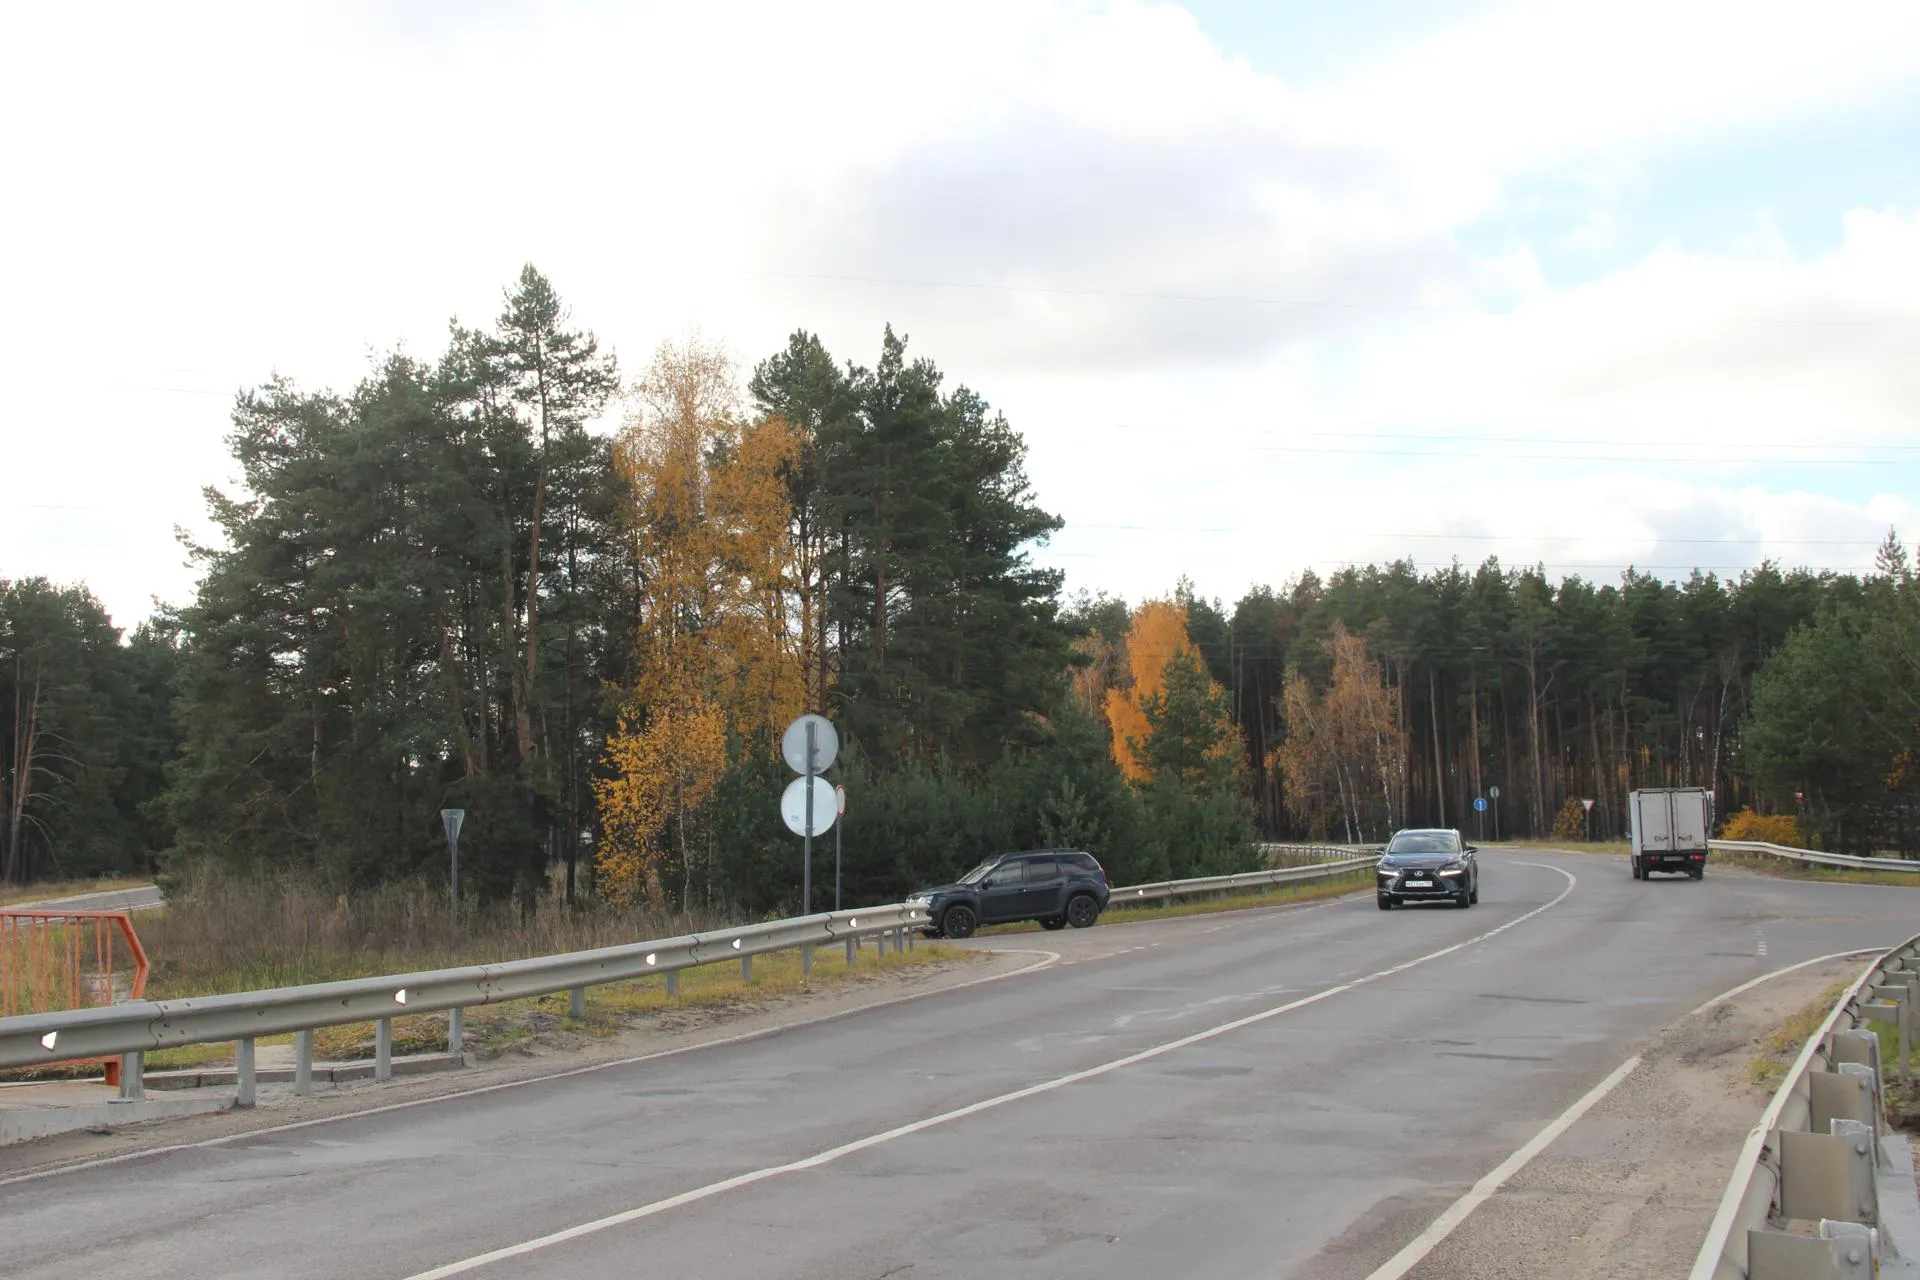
[1,852,1913,1279]
[5,884,163,913]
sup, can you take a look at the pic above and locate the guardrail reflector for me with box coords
[645,953,657,966]
[395,989,409,1005]
[731,938,742,951]
[40,1031,56,1051]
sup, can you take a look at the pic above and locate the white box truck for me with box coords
[1629,787,1713,880]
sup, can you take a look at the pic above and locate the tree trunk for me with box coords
[1429,668,1446,828]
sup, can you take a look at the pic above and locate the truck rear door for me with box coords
[1672,791,1709,851]
[1638,792,1673,853]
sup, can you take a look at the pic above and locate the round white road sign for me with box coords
[780,714,839,776]
[781,775,838,837]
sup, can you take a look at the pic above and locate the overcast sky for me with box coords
[5,0,1919,628]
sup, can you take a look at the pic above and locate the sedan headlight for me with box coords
[1438,863,1467,876]
[1375,865,1398,877]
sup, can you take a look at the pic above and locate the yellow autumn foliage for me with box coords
[595,339,807,907]
[1103,599,1195,783]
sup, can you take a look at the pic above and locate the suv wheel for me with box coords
[1040,915,1067,930]
[1065,894,1100,929]
[941,904,978,939]
[1377,894,1394,910]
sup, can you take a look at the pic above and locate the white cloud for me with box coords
[1,1,1917,625]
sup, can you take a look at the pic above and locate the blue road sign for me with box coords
[1473,797,1489,812]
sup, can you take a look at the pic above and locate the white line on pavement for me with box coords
[1365,942,1885,1280]
[1363,1055,1642,1280]
[0,948,1067,1189]
[396,862,1580,1279]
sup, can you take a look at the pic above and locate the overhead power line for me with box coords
[752,267,1920,327]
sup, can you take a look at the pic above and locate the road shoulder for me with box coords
[1322,955,1868,1278]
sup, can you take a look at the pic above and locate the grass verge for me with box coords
[1747,981,1850,1090]
[5,941,972,1080]
[1712,849,1920,887]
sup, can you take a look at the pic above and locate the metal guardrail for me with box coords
[1108,857,1380,907]
[1255,843,1380,859]
[0,905,926,1105]
[1712,840,1920,874]
[1691,931,1920,1279]
[0,854,1382,1110]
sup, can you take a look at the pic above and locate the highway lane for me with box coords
[5,884,163,913]
[2,851,1914,1279]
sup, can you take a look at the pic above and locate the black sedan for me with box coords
[1375,828,1479,909]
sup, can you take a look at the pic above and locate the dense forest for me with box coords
[4,267,1916,906]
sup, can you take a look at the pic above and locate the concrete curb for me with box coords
[2,1095,230,1147]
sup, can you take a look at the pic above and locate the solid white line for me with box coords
[1683,947,1881,1019]
[1363,945,1887,1280]
[1,887,1376,1187]
[1363,1055,1641,1280]
[397,862,1581,1279]
[0,947,1065,1189]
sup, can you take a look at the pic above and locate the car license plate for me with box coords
[1406,879,1433,888]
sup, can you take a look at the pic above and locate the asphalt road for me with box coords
[7,884,163,913]
[3,851,1915,1279]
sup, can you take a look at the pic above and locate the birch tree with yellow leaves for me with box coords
[1275,623,1406,843]
[594,339,806,906]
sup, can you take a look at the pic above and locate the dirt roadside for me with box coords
[0,944,1047,1181]
[1378,956,1871,1279]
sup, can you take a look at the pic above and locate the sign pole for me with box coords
[440,808,465,947]
[834,786,844,912]
[803,721,815,915]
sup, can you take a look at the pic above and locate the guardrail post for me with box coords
[1812,1066,1877,1134]
[236,1037,256,1109]
[376,1017,392,1083]
[741,954,752,983]
[447,1008,463,1057]
[294,1029,313,1096]
[846,937,856,966]
[1870,983,1913,1079]
[117,1051,143,1101]
[666,970,679,998]
[1748,1226,1878,1279]
[1778,1123,1880,1227]
[906,929,914,953]
[570,986,585,1021]
[801,944,813,978]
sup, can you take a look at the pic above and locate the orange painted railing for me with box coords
[0,909,150,1084]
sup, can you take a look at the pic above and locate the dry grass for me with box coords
[133,867,748,1000]
[1748,982,1849,1088]
[133,940,964,1073]
[4,868,936,1081]
[1712,848,1920,887]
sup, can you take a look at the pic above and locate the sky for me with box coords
[4,0,1919,629]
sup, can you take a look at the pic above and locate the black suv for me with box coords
[1375,828,1480,909]
[909,850,1111,939]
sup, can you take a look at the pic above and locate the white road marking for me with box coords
[1683,947,1881,1019]
[0,948,1067,1189]
[396,863,1580,1279]
[1363,1055,1642,1280]
[1365,944,1887,1280]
